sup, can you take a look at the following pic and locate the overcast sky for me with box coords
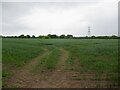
[2,0,119,36]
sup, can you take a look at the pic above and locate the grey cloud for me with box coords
[2,1,118,36]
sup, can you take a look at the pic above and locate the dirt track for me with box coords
[4,48,110,88]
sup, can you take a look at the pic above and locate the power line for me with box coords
[88,26,91,37]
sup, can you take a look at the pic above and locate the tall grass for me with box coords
[64,39,118,86]
[65,39,118,73]
[2,38,44,77]
[34,47,61,72]
[2,38,44,67]
[2,38,118,87]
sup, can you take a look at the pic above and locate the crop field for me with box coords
[2,38,118,88]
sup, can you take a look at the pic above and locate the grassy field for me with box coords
[2,38,118,88]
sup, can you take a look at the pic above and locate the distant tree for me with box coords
[104,36,109,39]
[32,35,35,38]
[48,34,58,38]
[66,34,73,39]
[91,35,95,39]
[111,35,117,39]
[45,36,50,39]
[38,35,50,39]
[18,34,25,38]
[38,35,44,39]
[26,35,31,38]
[96,36,110,39]
[14,36,18,38]
[48,34,51,37]
[60,34,66,39]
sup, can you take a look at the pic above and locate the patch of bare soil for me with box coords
[4,48,50,88]
[4,48,112,88]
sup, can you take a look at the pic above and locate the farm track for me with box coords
[36,48,70,88]
[4,48,50,88]
[4,48,111,88]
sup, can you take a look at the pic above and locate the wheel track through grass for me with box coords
[4,48,50,88]
[28,48,69,88]
[45,48,69,88]
[4,48,70,88]
[4,47,114,88]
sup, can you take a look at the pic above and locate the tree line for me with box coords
[1,34,119,39]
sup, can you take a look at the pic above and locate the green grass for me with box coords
[2,38,118,87]
[2,38,44,79]
[2,38,44,67]
[64,39,118,73]
[34,47,61,72]
[64,39,118,86]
